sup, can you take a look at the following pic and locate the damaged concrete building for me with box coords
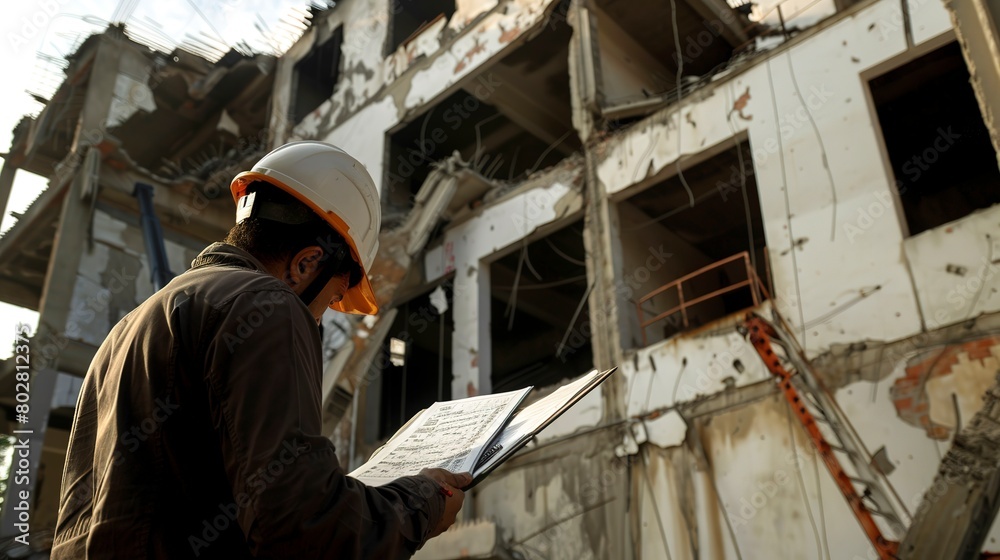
[0,24,277,533]
[3,0,1000,557]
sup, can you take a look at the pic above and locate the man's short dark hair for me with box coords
[225,181,362,286]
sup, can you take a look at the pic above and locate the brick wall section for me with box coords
[890,336,1000,439]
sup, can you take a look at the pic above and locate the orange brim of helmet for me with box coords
[231,171,379,315]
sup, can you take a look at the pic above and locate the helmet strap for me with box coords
[298,247,348,309]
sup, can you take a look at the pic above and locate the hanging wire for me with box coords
[545,237,587,267]
[625,182,721,230]
[504,245,526,331]
[784,400,828,560]
[766,59,808,350]
[669,358,688,407]
[784,51,838,242]
[669,0,696,208]
[639,446,675,560]
[522,242,544,281]
[493,275,589,291]
[812,444,831,560]
[723,83,760,279]
[963,233,993,320]
[690,423,744,559]
[182,0,231,50]
[555,280,595,359]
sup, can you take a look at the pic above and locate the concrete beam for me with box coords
[682,0,750,48]
[0,278,40,310]
[0,158,17,232]
[898,379,1000,558]
[944,0,1000,171]
[469,63,576,155]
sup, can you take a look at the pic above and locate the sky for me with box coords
[0,0,315,359]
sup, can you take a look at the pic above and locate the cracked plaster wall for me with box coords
[266,0,1000,555]
[271,0,562,195]
[64,208,201,347]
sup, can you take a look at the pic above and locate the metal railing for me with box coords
[635,251,769,346]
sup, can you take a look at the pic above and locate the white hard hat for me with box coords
[230,141,381,315]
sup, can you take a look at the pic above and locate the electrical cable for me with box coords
[766,59,808,351]
[964,233,993,320]
[669,0,696,208]
[545,237,587,267]
[801,286,881,330]
[812,444,831,560]
[418,107,435,166]
[522,243,544,281]
[529,130,574,175]
[784,51,838,242]
[631,128,662,185]
[670,358,689,407]
[691,424,744,560]
[724,83,760,284]
[493,275,588,291]
[505,244,526,331]
[183,0,230,47]
[639,446,674,560]
[555,280,595,359]
[785,401,825,560]
[473,112,504,176]
[625,181,721,230]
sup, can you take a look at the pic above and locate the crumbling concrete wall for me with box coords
[903,204,1000,330]
[423,160,585,398]
[276,0,1000,555]
[64,208,202,347]
[595,0,938,360]
[272,0,565,186]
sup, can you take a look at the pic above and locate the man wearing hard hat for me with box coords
[52,142,468,559]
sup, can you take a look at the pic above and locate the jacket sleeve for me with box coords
[203,288,445,559]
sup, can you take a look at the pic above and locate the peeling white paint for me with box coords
[644,410,687,448]
[264,0,986,555]
[907,0,954,45]
[622,327,772,415]
[403,0,553,109]
[322,96,400,195]
[108,72,156,128]
[903,204,1000,330]
[598,0,925,357]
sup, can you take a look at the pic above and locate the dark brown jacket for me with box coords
[52,243,444,559]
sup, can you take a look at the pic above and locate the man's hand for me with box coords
[419,468,472,539]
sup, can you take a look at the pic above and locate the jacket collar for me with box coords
[190,242,271,273]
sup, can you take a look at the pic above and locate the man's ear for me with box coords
[288,246,325,286]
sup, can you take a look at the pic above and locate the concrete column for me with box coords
[570,0,624,385]
[581,125,626,421]
[451,264,491,398]
[0,159,16,231]
[944,0,1000,172]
